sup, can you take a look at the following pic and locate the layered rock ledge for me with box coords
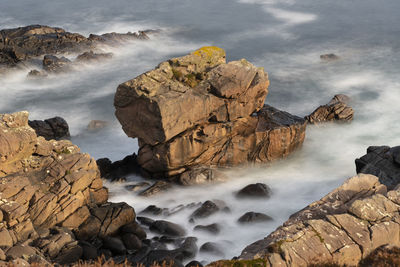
[0,111,141,265]
[114,47,307,179]
[239,146,400,266]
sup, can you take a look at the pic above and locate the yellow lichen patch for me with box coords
[192,46,226,59]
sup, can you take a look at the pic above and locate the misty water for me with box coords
[1,0,400,263]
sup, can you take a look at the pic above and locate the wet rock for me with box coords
[236,183,271,199]
[186,260,204,267]
[190,201,219,219]
[145,250,184,267]
[194,223,221,234]
[76,51,113,62]
[28,116,70,140]
[115,47,306,178]
[27,69,47,78]
[42,55,71,73]
[305,94,354,124]
[149,220,187,237]
[102,236,126,255]
[122,233,142,251]
[125,182,151,192]
[87,120,109,131]
[139,181,173,197]
[238,212,273,224]
[178,237,198,259]
[178,168,227,185]
[320,53,340,61]
[199,242,224,256]
[120,222,147,240]
[136,216,155,227]
[140,205,165,216]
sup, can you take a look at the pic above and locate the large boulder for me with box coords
[0,111,142,264]
[239,173,400,266]
[114,47,306,178]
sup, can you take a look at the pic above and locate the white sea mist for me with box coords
[1,0,400,263]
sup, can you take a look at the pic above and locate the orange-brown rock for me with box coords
[305,94,354,124]
[115,47,306,178]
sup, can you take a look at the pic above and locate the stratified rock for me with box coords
[238,212,272,224]
[0,111,145,265]
[240,173,400,266]
[305,94,354,124]
[356,146,400,189]
[236,183,271,199]
[28,116,70,140]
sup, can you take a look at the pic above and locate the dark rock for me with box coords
[98,249,112,259]
[136,216,155,227]
[53,245,83,265]
[102,236,126,255]
[178,237,198,260]
[5,245,37,260]
[190,201,219,219]
[236,183,271,199]
[139,181,173,197]
[150,240,168,251]
[194,223,221,234]
[81,243,98,260]
[76,51,113,62]
[145,250,184,267]
[120,222,147,240]
[96,153,141,181]
[356,145,400,189]
[122,233,142,251]
[128,245,151,263]
[149,220,187,237]
[238,212,273,224]
[140,205,165,216]
[27,69,47,78]
[43,55,71,73]
[28,116,70,140]
[186,260,204,267]
[320,53,340,61]
[305,94,354,124]
[199,242,224,256]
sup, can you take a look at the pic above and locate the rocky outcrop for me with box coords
[0,25,150,72]
[0,111,143,265]
[356,145,400,190]
[305,94,354,124]
[239,173,400,266]
[28,116,70,140]
[114,47,307,179]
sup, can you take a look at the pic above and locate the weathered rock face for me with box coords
[0,24,150,71]
[305,94,354,124]
[0,111,141,264]
[115,47,306,178]
[240,173,400,266]
[356,145,400,190]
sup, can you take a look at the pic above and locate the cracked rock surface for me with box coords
[114,47,306,179]
[240,173,400,266]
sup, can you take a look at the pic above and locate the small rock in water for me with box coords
[236,183,271,199]
[136,216,155,227]
[120,222,147,240]
[149,220,187,237]
[238,212,273,224]
[190,201,219,219]
[178,237,198,260]
[139,181,173,197]
[125,182,151,192]
[87,120,109,131]
[76,51,113,62]
[305,94,354,124]
[194,223,221,234]
[43,54,72,73]
[199,242,224,256]
[140,205,166,216]
[320,53,340,61]
[186,260,204,267]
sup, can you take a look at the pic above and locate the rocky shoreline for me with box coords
[2,24,399,267]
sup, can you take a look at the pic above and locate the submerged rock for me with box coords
[238,212,273,224]
[149,220,187,237]
[236,183,271,199]
[305,94,354,124]
[194,223,221,234]
[320,53,340,61]
[190,201,220,219]
[114,47,306,179]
